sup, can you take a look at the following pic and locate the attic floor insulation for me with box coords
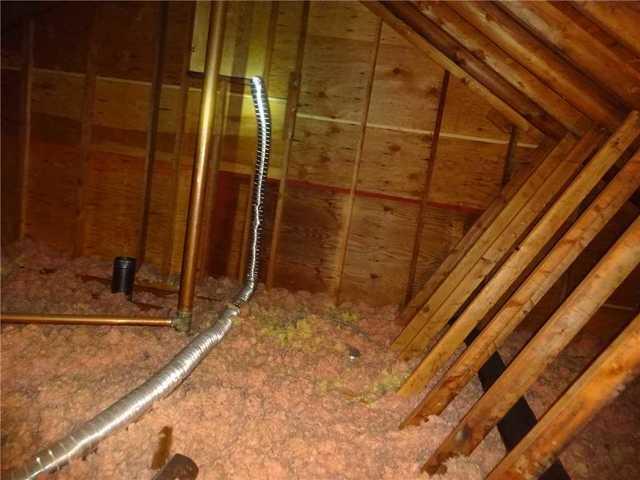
[1,242,638,479]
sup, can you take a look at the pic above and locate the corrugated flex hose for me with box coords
[10,76,271,480]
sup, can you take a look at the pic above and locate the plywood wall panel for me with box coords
[33,4,93,73]
[340,196,419,306]
[413,205,473,294]
[31,70,84,121]
[358,127,431,199]
[288,117,359,189]
[83,151,144,259]
[268,2,305,99]
[368,25,444,130]
[274,185,348,295]
[162,1,192,86]
[1,69,23,246]
[94,2,156,82]
[428,138,507,211]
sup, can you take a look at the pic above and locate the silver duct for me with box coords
[10,75,271,480]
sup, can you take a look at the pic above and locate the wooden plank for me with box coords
[573,1,640,58]
[487,312,640,480]
[361,1,532,134]
[19,20,33,240]
[450,1,623,130]
[368,24,444,131]
[336,18,383,303]
[74,7,98,256]
[267,2,311,288]
[393,135,572,348]
[424,215,640,475]
[403,147,640,425]
[501,1,640,111]
[399,115,638,369]
[340,196,419,306]
[406,71,448,303]
[418,2,591,136]
[137,2,168,266]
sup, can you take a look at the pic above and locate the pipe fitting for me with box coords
[173,311,192,333]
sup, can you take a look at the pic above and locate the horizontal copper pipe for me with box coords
[1,313,172,327]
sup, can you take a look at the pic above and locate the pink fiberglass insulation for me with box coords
[1,241,504,479]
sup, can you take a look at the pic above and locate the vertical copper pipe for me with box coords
[176,2,227,330]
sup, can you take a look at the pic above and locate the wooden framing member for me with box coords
[381,1,565,139]
[73,6,97,257]
[405,70,450,304]
[163,2,197,278]
[418,2,591,136]
[136,2,168,267]
[487,312,640,480]
[361,1,532,135]
[449,1,623,130]
[395,131,599,361]
[266,2,311,288]
[573,1,640,58]
[397,138,555,327]
[18,19,34,240]
[500,2,640,111]
[398,114,639,395]
[336,17,383,303]
[403,146,640,426]
[424,215,640,475]
[502,125,519,186]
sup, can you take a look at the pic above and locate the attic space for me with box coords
[1,2,639,480]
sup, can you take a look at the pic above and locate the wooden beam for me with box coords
[395,131,598,362]
[266,2,311,288]
[397,138,555,327]
[18,19,34,240]
[405,71,450,304]
[449,1,623,130]
[336,18,383,303]
[403,146,640,425]
[136,2,168,267]
[399,113,638,383]
[500,1,640,111]
[502,125,519,186]
[418,2,591,136]
[487,312,640,480]
[573,1,640,58]
[381,1,566,138]
[163,2,197,278]
[361,1,532,135]
[424,215,640,475]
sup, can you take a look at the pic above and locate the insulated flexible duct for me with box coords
[11,76,271,480]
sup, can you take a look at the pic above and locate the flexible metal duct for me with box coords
[11,75,271,480]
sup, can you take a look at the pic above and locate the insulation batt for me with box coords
[2,240,505,479]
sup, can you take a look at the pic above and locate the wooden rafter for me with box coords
[425,215,640,474]
[404,145,640,424]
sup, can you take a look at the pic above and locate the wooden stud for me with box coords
[136,2,168,266]
[488,312,640,480]
[450,1,623,130]
[424,216,640,475]
[403,146,640,425]
[573,1,640,58]
[266,2,311,288]
[18,19,34,240]
[405,71,450,304]
[399,113,638,384]
[163,2,197,278]
[361,1,532,135]
[500,2,640,111]
[397,138,554,327]
[73,7,98,257]
[392,134,580,353]
[418,2,591,136]
[335,18,383,303]
[502,126,519,186]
